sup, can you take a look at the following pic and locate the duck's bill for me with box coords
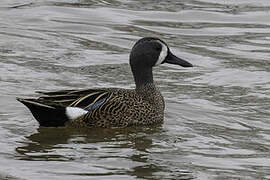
[164,52,193,67]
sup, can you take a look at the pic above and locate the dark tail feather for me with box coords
[17,98,68,127]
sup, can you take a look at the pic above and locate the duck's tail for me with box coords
[16,98,69,127]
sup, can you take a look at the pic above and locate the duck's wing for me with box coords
[17,88,113,127]
[36,88,110,108]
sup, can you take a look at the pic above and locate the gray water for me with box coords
[0,0,270,179]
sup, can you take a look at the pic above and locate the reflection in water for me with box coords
[16,126,193,179]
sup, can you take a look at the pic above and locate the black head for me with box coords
[130,37,193,70]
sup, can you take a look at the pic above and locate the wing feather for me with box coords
[36,88,111,109]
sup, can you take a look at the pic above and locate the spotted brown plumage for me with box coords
[17,37,193,128]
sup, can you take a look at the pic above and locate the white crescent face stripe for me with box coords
[155,40,168,66]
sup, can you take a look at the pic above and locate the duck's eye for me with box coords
[155,45,162,51]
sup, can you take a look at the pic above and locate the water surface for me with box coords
[0,0,270,179]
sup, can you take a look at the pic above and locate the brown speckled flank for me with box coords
[66,84,165,128]
[17,37,192,128]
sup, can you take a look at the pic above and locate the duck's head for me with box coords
[130,37,193,87]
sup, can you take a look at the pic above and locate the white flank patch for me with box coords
[155,40,168,66]
[65,107,88,120]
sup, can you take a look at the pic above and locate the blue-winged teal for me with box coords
[17,37,193,128]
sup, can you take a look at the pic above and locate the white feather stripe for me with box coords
[65,107,88,120]
[155,41,168,66]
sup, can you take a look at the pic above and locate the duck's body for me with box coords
[18,85,164,127]
[17,37,192,128]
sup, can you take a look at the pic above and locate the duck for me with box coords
[17,37,193,128]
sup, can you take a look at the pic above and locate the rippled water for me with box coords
[1,0,270,179]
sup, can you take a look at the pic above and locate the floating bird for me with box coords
[17,37,193,128]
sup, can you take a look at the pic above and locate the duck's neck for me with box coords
[131,66,154,90]
[131,65,164,109]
